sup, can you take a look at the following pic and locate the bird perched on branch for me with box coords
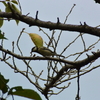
[31,46,64,57]
[24,31,64,57]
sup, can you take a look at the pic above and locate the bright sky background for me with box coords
[0,0,100,100]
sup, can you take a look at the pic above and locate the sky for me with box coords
[0,0,100,100]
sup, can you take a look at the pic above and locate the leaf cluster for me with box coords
[0,73,42,100]
[0,0,20,27]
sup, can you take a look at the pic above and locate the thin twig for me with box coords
[17,0,22,13]
[16,28,25,56]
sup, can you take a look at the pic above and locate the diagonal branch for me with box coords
[0,47,78,65]
[0,47,100,67]
[42,51,100,98]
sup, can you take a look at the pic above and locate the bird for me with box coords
[23,31,64,57]
[23,31,43,48]
[31,46,64,57]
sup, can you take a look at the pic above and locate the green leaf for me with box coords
[1,1,7,7]
[8,86,42,100]
[0,10,4,27]
[12,4,20,24]
[0,31,7,40]
[5,4,11,12]
[0,73,9,94]
[15,20,19,25]
[0,17,3,28]
[3,2,20,25]
[5,3,20,24]
[0,34,7,39]
[12,4,21,14]
[6,0,10,1]
[5,3,20,13]
[11,0,18,5]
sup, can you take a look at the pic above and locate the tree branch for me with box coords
[0,46,100,98]
[42,51,100,98]
[0,12,100,37]
[0,47,100,67]
[0,47,77,65]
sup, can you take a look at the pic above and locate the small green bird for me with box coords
[31,46,64,57]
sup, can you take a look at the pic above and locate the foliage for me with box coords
[0,30,7,39]
[0,9,4,28]
[0,0,20,26]
[0,73,9,94]
[0,73,42,100]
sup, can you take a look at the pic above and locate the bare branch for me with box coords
[0,12,100,37]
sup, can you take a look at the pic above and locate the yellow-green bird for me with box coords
[31,46,64,57]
